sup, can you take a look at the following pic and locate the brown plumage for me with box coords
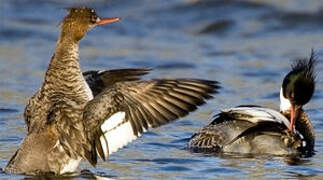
[83,68,151,96]
[5,7,220,175]
[83,79,218,165]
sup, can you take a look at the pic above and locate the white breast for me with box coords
[54,140,82,175]
[60,157,82,174]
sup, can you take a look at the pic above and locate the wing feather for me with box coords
[83,79,220,165]
[83,68,151,96]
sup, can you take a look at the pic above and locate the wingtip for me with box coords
[203,79,221,96]
[140,67,153,72]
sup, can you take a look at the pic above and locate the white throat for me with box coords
[280,87,291,112]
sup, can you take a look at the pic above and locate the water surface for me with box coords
[1,0,323,179]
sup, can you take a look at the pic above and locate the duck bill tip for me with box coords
[97,17,120,25]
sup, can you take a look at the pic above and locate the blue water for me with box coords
[1,0,323,179]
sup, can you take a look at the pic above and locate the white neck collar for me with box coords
[280,87,291,112]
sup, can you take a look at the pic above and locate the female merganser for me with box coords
[189,52,316,156]
[4,7,220,175]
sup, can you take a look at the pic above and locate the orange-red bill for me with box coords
[289,106,295,132]
[97,17,120,25]
[289,105,300,133]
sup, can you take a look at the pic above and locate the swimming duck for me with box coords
[189,52,316,156]
[4,7,220,175]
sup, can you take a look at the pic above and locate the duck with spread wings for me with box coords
[4,7,220,175]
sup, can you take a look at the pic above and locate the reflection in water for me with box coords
[284,156,312,166]
[1,169,117,180]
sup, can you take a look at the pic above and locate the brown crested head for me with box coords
[60,7,119,42]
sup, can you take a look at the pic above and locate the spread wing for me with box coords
[83,68,151,96]
[82,79,220,165]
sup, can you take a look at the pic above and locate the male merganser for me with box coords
[4,7,220,175]
[189,52,316,156]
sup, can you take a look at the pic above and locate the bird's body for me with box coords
[5,7,220,175]
[189,106,313,156]
[189,52,317,156]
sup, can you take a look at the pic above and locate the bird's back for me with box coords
[189,107,302,155]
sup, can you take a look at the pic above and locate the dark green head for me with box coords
[282,50,316,108]
[280,50,317,132]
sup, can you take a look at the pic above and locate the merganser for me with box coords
[4,7,220,175]
[189,51,316,156]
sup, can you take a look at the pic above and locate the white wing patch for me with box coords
[101,112,126,132]
[222,107,291,128]
[98,112,147,159]
[105,121,138,154]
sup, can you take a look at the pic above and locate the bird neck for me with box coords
[41,37,86,98]
[295,109,315,151]
[282,109,315,152]
[48,38,80,76]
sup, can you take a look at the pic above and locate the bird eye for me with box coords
[91,15,97,23]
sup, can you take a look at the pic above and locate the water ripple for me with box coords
[0,108,19,114]
[1,0,323,179]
